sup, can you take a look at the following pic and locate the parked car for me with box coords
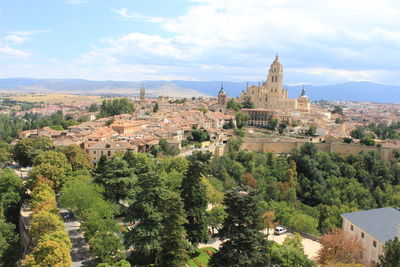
[274,226,287,235]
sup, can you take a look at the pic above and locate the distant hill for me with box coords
[0,78,399,103]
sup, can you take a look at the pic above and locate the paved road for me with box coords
[266,230,321,260]
[198,228,321,261]
[7,162,29,182]
[60,209,92,267]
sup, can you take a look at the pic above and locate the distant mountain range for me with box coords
[0,78,400,103]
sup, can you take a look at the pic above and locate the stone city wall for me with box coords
[242,137,396,161]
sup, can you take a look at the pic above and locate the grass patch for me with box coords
[188,247,217,267]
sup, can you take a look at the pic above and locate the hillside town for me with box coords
[1,56,400,267]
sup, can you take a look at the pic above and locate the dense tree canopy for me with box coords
[13,137,54,167]
[99,98,134,117]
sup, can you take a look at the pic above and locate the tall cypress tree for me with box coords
[209,186,270,267]
[180,151,211,246]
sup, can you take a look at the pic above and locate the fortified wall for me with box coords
[242,137,397,161]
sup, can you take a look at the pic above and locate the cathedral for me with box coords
[240,55,310,112]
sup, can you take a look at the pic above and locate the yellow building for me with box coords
[240,55,311,112]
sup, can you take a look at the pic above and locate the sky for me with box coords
[1,0,400,85]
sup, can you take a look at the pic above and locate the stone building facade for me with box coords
[240,55,311,112]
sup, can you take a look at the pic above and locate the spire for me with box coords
[218,82,225,94]
[300,85,306,97]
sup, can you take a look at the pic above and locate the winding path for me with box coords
[60,209,93,267]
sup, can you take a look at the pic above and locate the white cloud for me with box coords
[0,45,30,59]
[111,8,167,23]
[3,29,51,45]
[8,30,51,36]
[4,35,30,44]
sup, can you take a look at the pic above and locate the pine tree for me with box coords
[124,171,169,259]
[209,186,270,267]
[377,237,400,267]
[180,152,210,246]
[158,192,190,267]
[153,103,159,113]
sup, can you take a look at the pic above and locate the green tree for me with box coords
[89,231,125,264]
[270,241,316,267]
[306,125,317,136]
[0,141,11,165]
[158,192,190,267]
[235,111,250,129]
[33,150,72,174]
[210,186,270,267]
[201,175,224,206]
[22,239,72,267]
[29,211,64,243]
[223,119,235,129]
[29,163,68,191]
[360,136,375,146]
[88,103,99,112]
[0,168,23,220]
[241,96,254,109]
[331,106,344,115]
[343,137,353,144]
[198,107,208,114]
[206,206,227,235]
[93,157,136,203]
[227,99,242,111]
[350,126,365,139]
[278,121,287,134]
[377,237,400,267]
[181,152,210,246]
[190,128,210,143]
[39,230,71,250]
[13,137,54,167]
[60,145,91,171]
[0,214,18,266]
[153,102,159,113]
[266,117,279,131]
[123,152,155,175]
[99,98,134,117]
[30,184,57,213]
[59,179,113,220]
[124,171,169,259]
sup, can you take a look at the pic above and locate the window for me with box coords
[93,151,96,154]
[101,151,104,155]
[373,241,377,247]
[108,151,111,156]
[350,225,354,231]
[361,232,365,238]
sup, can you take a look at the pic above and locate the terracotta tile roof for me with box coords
[85,127,118,139]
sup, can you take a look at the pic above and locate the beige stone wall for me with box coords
[242,138,396,161]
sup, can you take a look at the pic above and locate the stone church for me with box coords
[240,55,310,112]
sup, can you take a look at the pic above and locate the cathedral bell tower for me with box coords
[266,54,284,95]
[217,82,227,106]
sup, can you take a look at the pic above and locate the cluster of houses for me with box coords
[18,106,233,163]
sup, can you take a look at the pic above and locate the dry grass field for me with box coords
[7,94,103,104]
